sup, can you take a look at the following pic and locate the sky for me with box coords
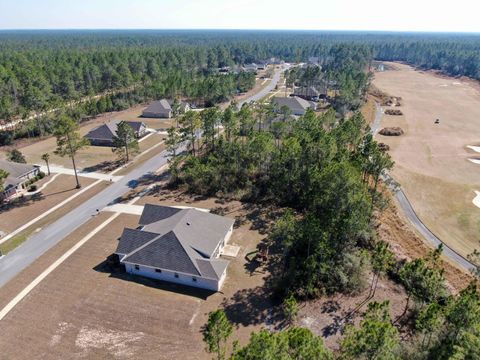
[0,0,479,33]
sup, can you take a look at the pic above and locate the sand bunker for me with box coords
[469,158,480,165]
[473,191,480,209]
[467,145,480,153]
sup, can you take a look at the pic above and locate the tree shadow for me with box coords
[93,256,215,301]
[0,192,45,213]
[221,285,283,328]
[83,160,122,173]
[243,203,284,235]
[321,301,357,338]
[322,300,341,314]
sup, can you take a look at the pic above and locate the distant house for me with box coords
[85,121,147,147]
[256,61,268,70]
[293,86,322,101]
[272,96,317,116]
[243,63,258,72]
[308,56,320,65]
[0,160,40,201]
[115,204,234,291]
[142,99,190,119]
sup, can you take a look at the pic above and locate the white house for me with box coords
[115,204,234,291]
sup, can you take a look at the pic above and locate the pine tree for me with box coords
[202,310,233,360]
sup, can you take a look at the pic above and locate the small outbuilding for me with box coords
[115,204,235,291]
[85,121,147,147]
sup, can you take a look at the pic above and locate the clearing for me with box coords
[0,186,277,359]
[0,104,169,171]
[373,62,480,258]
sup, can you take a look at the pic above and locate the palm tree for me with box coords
[41,153,51,175]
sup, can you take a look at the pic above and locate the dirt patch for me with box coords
[360,95,377,125]
[379,127,404,136]
[385,109,403,116]
[299,275,407,351]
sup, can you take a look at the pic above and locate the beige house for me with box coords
[0,160,40,201]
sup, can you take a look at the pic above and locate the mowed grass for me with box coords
[394,166,480,259]
[373,62,480,258]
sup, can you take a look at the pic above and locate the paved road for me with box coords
[0,70,287,288]
[373,102,476,271]
[237,64,290,108]
[0,148,174,288]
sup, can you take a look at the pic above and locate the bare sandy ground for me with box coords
[373,62,480,258]
[0,189,272,359]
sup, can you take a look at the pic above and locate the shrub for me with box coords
[28,184,37,192]
[37,171,46,179]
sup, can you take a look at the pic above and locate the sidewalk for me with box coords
[103,203,211,215]
[40,165,123,182]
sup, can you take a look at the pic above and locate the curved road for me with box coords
[0,67,286,289]
[373,103,476,271]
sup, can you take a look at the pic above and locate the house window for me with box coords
[155,269,162,273]
[192,277,197,282]
[134,265,139,270]
[174,273,179,278]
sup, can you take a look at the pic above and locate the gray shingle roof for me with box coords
[272,96,315,114]
[123,231,201,276]
[117,228,158,255]
[116,205,234,280]
[143,99,172,115]
[85,121,144,142]
[139,204,182,225]
[143,99,189,115]
[0,160,39,189]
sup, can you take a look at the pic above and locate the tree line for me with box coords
[166,103,480,358]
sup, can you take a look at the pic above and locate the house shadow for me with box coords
[93,257,216,301]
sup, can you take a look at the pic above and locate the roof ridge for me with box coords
[124,229,202,276]
[170,209,204,274]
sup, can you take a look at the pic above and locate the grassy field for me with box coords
[0,104,171,170]
[373,62,480,258]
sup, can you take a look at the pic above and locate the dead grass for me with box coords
[0,188,278,359]
[361,95,377,125]
[377,192,473,294]
[0,104,170,170]
[373,62,480,258]
[0,175,96,234]
[0,177,108,254]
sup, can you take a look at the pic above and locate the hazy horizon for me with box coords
[1,0,479,33]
